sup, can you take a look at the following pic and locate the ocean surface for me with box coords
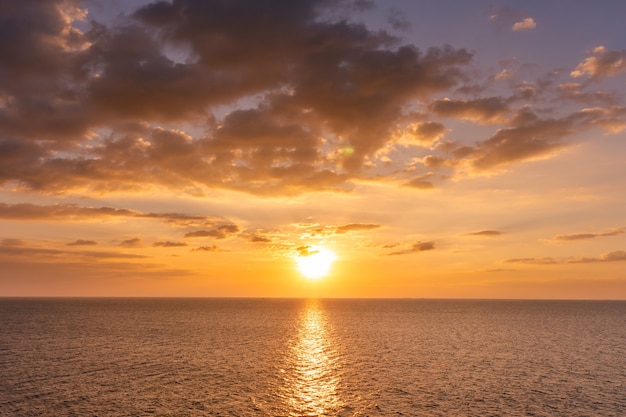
[0,298,625,416]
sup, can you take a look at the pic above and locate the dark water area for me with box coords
[1,298,625,416]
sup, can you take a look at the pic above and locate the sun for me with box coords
[295,246,336,280]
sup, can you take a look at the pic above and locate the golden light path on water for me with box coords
[280,300,344,416]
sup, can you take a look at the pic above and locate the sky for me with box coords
[1,0,626,298]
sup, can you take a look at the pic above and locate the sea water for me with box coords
[1,298,625,416]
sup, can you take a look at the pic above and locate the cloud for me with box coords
[335,223,380,234]
[0,0,474,196]
[569,250,626,264]
[1,1,623,199]
[388,241,435,255]
[489,7,535,32]
[467,230,503,237]
[505,250,626,265]
[505,257,558,265]
[0,203,222,228]
[120,237,142,247]
[191,245,219,252]
[0,245,146,259]
[296,245,319,257]
[1,238,26,246]
[67,239,97,246]
[512,17,536,32]
[551,228,625,242]
[153,241,188,247]
[462,107,626,170]
[428,97,510,124]
[405,177,435,190]
[184,224,240,239]
[245,234,273,243]
[571,46,626,80]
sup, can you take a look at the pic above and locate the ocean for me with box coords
[0,298,624,416]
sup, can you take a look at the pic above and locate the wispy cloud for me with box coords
[0,244,147,260]
[0,203,223,228]
[569,250,626,263]
[467,230,503,237]
[153,241,188,248]
[191,245,219,252]
[185,224,240,239]
[551,227,625,242]
[505,257,558,265]
[388,241,435,256]
[505,250,626,265]
[335,223,381,234]
[67,239,97,246]
[120,237,142,247]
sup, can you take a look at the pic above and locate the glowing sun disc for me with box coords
[296,247,336,279]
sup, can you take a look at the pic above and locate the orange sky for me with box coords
[1,0,626,298]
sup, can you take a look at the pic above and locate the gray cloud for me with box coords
[0,0,473,195]
[1,1,624,198]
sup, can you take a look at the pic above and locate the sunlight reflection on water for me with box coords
[280,300,343,416]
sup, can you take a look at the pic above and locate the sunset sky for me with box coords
[2,0,626,298]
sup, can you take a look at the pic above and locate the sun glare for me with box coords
[296,247,336,280]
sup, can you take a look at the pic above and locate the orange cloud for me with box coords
[388,241,435,255]
[571,46,626,80]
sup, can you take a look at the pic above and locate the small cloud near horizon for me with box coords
[67,239,97,246]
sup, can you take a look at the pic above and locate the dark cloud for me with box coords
[552,228,624,242]
[67,239,97,246]
[388,241,435,255]
[468,230,503,237]
[0,0,473,195]
[466,110,593,170]
[1,1,624,198]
